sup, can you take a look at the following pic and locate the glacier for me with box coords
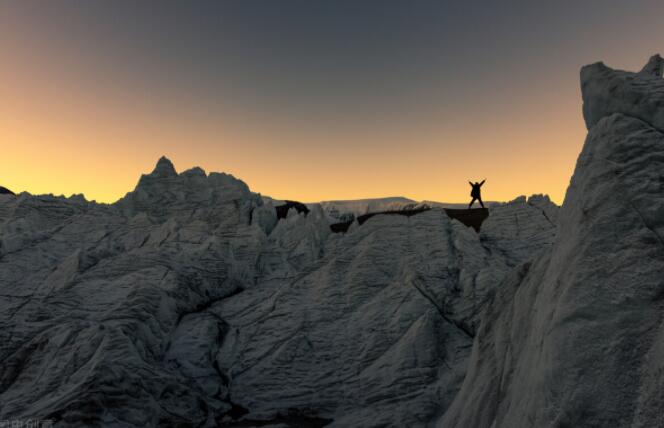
[0,54,662,427]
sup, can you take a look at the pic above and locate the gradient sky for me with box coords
[2,1,663,203]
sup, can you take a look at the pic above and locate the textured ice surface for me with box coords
[441,55,664,428]
[582,54,664,131]
[0,156,555,426]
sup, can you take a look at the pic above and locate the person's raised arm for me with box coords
[468,181,473,187]
[479,179,486,186]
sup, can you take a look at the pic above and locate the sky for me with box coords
[1,1,663,204]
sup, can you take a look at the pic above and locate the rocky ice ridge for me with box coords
[581,54,664,132]
[298,197,499,224]
[440,55,664,427]
[211,202,559,427]
[479,194,558,266]
[0,153,557,426]
[3,54,659,427]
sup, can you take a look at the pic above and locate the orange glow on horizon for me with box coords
[2,5,661,206]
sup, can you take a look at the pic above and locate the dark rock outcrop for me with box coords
[275,200,310,219]
[329,219,354,233]
[444,208,489,232]
[356,206,431,225]
[331,207,490,233]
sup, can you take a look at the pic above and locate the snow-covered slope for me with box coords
[440,55,664,428]
[0,154,557,426]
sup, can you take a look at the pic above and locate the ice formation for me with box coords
[1,54,661,427]
[441,54,664,428]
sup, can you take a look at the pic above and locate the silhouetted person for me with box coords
[468,179,485,209]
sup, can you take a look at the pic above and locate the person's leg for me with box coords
[469,198,475,209]
[479,197,485,208]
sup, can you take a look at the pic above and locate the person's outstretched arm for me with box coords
[468,181,473,186]
[479,179,486,186]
